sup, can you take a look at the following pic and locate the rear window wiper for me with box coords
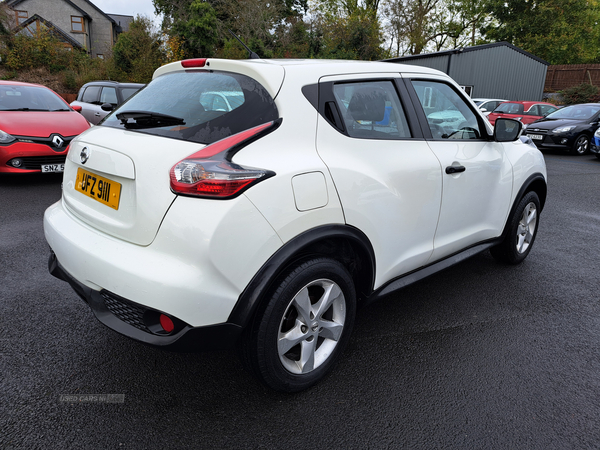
[116,111,186,129]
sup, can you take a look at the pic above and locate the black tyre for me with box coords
[491,191,540,265]
[240,257,356,393]
[570,134,590,155]
[595,152,600,160]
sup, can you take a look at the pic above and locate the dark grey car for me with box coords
[71,81,144,125]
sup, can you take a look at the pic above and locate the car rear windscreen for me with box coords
[102,70,279,145]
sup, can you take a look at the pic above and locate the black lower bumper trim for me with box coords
[48,252,242,351]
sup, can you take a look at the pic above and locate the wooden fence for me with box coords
[58,93,77,103]
[545,65,600,91]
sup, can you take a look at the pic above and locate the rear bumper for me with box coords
[48,251,242,351]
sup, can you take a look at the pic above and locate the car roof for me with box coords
[153,58,449,99]
[502,101,555,107]
[81,81,145,88]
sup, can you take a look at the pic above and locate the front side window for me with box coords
[412,80,482,140]
[71,16,84,32]
[100,87,118,105]
[332,81,411,139]
[81,86,101,104]
[102,70,278,145]
[120,88,141,102]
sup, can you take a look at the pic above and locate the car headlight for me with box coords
[0,129,16,144]
[552,125,575,134]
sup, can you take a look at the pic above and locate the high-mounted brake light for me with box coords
[181,58,207,68]
[170,121,279,199]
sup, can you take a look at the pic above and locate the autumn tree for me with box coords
[112,16,165,82]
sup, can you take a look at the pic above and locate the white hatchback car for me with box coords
[45,58,547,392]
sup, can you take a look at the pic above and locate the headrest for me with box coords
[348,87,386,122]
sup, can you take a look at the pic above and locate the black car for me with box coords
[524,103,600,155]
[71,81,145,125]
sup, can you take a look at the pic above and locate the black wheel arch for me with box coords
[227,224,376,329]
[501,173,547,239]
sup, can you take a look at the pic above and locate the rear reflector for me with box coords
[159,314,175,333]
[181,58,207,68]
[170,120,279,199]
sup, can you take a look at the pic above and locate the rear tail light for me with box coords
[170,120,280,199]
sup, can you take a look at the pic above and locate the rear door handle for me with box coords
[445,165,466,174]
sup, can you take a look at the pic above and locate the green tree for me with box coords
[312,0,387,60]
[112,16,165,82]
[483,0,600,64]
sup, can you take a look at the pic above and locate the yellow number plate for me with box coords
[75,168,122,210]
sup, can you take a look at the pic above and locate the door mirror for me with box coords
[101,102,114,112]
[71,105,82,113]
[494,118,522,142]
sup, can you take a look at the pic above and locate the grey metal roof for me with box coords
[385,42,550,66]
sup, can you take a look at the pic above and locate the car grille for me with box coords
[15,135,75,152]
[101,290,150,333]
[16,155,67,170]
[526,128,550,135]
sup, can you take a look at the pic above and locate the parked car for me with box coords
[524,103,600,155]
[44,58,547,392]
[487,101,558,126]
[591,128,600,160]
[70,81,144,125]
[0,81,90,174]
[472,98,508,116]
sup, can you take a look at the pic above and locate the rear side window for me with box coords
[82,86,101,104]
[332,81,411,139]
[102,71,278,145]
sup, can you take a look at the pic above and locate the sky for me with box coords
[89,0,160,22]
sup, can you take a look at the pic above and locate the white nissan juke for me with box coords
[44,58,547,392]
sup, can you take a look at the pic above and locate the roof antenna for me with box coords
[228,29,260,59]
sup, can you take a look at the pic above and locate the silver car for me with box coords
[71,81,144,124]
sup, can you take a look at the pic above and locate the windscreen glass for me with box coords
[545,104,600,120]
[102,70,279,144]
[493,103,524,114]
[0,85,69,111]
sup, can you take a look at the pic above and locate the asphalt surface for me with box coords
[2,152,600,449]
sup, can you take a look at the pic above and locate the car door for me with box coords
[78,85,102,123]
[315,75,443,288]
[406,77,513,262]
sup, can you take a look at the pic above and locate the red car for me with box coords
[0,81,90,174]
[487,101,558,126]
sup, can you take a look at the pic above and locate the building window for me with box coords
[71,16,85,32]
[15,10,28,25]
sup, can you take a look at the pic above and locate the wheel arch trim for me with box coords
[227,224,376,328]
[504,172,547,237]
